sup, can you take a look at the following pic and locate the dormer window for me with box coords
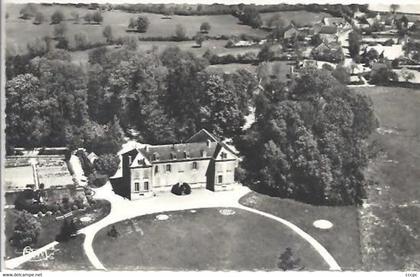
[206,139,212,147]
[183,151,189,159]
[200,150,207,157]
[152,153,159,161]
[170,152,176,160]
[128,156,132,164]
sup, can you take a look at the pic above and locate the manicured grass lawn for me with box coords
[260,11,329,27]
[17,235,94,270]
[239,192,362,271]
[4,200,111,259]
[6,3,267,55]
[354,86,420,270]
[93,208,328,271]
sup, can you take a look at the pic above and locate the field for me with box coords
[260,10,329,27]
[355,86,420,270]
[6,3,267,55]
[93,208,328,271]
[239,192,362,270]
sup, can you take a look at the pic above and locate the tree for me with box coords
[9,211,41,250]
[390,4,400,14]
[102,25,114,43]
[19,3,38,20]
[6,74,46,148]
[348,30,361,60]
[74,32,89,49]
[278,248,303,271]
[94,154,120,176]
[258,44,275,62]
[33,12,45,25]
[194,32,205,47]
[92,10,103,24]
[51,10,65,24]
[54,22,68,38]
[200,22,211,33]
[310,34,322,46]
[84,12,93,24]
[71,11,80,23]
[56,219,77,242]
[27,38,47,56]
[267,14,285,30]
[130,16,149,33]
[238,6,262,28]
[174,24,187,41]
[332,64,351,84]
[401,68,415,82]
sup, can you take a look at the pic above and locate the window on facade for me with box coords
[221,152,227,159]
[134,182,140,192]
[166,164,171,172]
[192,161,198,169]
[218,175,223,184]
[154,166,159,174]
[144,181,149,191]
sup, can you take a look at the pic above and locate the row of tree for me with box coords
[5,46,257,153]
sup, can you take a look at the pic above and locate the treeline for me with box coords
[111,3,368,17]
[5,46,257,153]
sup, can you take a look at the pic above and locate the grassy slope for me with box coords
[355,86,420,270]
[17,235,94,271]
[93,208,328,271]
[6,3,266,55]
[239,192,362,271]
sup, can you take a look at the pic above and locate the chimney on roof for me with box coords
[144,145,149,152]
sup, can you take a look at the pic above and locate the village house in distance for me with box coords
[110,129,239,200]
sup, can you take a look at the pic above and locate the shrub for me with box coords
[200,22,211,33]
[56,219,77,242]
[92,10,103,24]
[51,10,65,24]
[10,211,41,250]
[181,183,191,195]
[278,248,303,271]
[370,63,398,84]
[174,24,187,41]
[171,183,182,195]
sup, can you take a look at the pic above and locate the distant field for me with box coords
[260,11,329,27]
[356,86,420,270]
[6,3,267,55]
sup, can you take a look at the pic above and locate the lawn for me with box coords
[92,208,329,271]
[239,192,362,271]
[354,86,420,270]
[260,11,329,27]
[6,3,267,55]
[4,200,111,260]
[17,234,94,271]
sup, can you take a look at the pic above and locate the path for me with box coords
[5,183,341,271]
